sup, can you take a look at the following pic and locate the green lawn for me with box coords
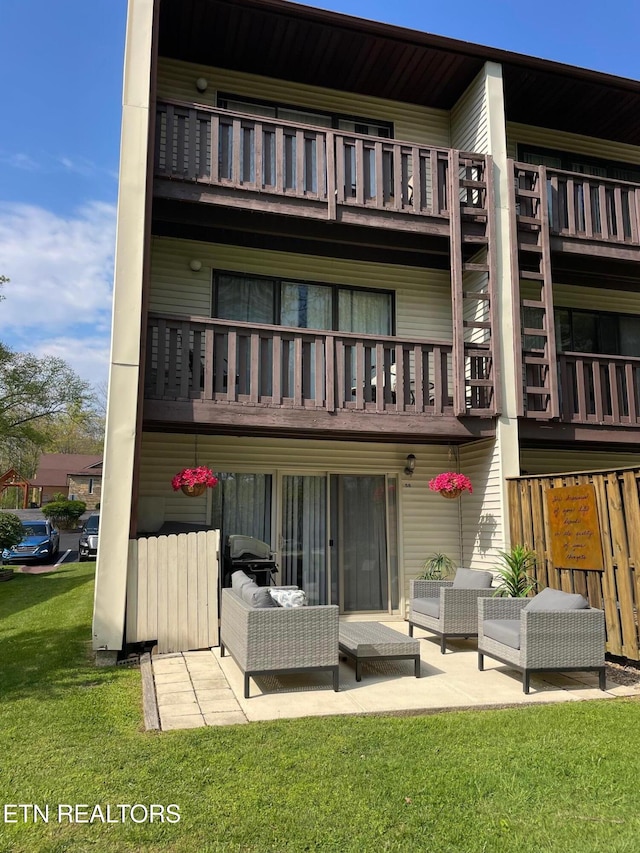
[1,563,639,853]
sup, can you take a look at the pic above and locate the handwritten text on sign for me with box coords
[546,485,604,570]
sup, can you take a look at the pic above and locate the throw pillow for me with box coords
[524,587,589,611]
[452,567,493,589]
[241,582,277,608]
[269,588,308,608]
[231,570,253,592]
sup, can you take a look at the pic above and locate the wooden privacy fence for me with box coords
[126,530,220,654]
[508,469,640,661]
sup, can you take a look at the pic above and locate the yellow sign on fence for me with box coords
[546,484,604,570]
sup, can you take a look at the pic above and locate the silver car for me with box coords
[78,513,100,561]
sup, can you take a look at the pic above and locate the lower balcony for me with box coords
[143,314,496,440]
[524,351,640,433]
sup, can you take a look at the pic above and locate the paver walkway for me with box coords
[151,621,640,731]
[153,651,247,729]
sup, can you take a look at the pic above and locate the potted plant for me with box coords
[418,553,456,580]
[493,545,538,597]
[171,466,219,497]
[0,512,24,580]
[428,472,473,499]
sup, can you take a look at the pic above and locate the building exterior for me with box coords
[92,0,640,655]
[31,454,102,509]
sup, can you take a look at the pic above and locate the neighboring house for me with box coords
[31,454,102,510]
[93,0,640,656]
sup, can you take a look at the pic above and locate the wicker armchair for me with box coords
[220,587,339,698]
[477,595,606,694]
[407,568,494,654]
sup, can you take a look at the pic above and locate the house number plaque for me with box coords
[546,484,604,570]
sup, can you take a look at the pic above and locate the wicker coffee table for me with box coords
[339,622,421,681]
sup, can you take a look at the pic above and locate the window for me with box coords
[218,94,392,138]
[88,478,94,495]
[518,145,640,184]
[218,95,393,196]
[554,308,640,357]
[518,144,640,238]
[213,272,393,336]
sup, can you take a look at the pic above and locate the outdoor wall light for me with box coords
[189,260,202,272]
[195,77,208,93]
[404,454,416,476]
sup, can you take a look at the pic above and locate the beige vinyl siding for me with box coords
[507,122,640,167]
[139,432,470,609]
[459,438,504,571]
[451,68,489,155]
[520,448,640,476]
[157,58,451,148]
[520,280,640,315]
[150,236,454,342]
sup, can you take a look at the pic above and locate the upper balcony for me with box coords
[153,100,491,240]
[512,161,640,262]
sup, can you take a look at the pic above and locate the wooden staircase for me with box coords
[449,150,500,417]
[509,161,558,418]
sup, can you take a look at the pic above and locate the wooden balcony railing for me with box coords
[514,162,640,246]
[145,314,496,417]
[154,100,489,221]
[525,351,640,426]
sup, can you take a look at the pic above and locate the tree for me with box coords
[41,400,105,455]
[0,512,23,552]
[0,346,92,449]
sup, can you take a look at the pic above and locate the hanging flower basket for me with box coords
[180,483,207,497]
[428,472,473,499]
[171,466,218,497]
[440,488,462,500]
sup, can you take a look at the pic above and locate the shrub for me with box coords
[418,553,456,580]
[493,545,538,597]
[42,499,86,530]
[0,512,24,552]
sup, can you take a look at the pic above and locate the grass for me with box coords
[1,564,640,852]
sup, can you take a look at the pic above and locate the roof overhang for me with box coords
[158,0,640,146]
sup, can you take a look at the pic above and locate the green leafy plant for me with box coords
[418,553,456,580]
[41,499,86,530]
[493,545,538,597]
[0,512,23,552]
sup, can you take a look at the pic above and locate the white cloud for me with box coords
[29,334,112,389]
[0,151,40,171]
[59,156,100,177]
[0,201,116,388]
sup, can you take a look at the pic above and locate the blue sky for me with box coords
[1,0,638,390]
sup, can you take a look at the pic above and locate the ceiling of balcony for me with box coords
[158,0,640,146]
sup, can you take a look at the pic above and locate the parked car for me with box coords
[78,513,100,561]
[2,520,60,564]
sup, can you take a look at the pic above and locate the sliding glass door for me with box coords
[330,475,398,612]
[279,473,398,612]
[280,475,328,605]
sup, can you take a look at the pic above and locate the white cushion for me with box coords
[269,588,307,608]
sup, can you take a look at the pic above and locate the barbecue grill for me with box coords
[223,535,278,587]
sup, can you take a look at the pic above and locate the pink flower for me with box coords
[428,472,473,494]
[171,467,219,491]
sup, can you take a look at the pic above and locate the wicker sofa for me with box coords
[220,579,339,698]
[477,588,606,694]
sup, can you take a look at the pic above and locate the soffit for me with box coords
[158,0,640,146]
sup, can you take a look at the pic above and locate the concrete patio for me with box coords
[149,620,640,730]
